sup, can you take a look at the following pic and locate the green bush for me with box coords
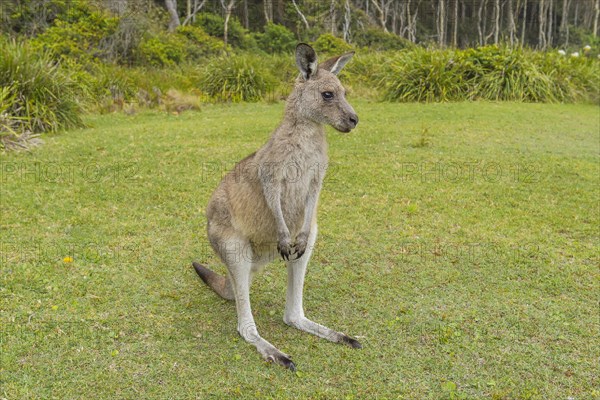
[379,45,600,103]
[533,50,600,102]
[137,32,188,67]
[175,25,227,57]
[381,48,465,102]
[354,28,413,51]
[563,26,600,50]
[461,46,547,101]
[198,55,276,102]
[313,34,354,55]
[29,2,119,62]
[137,26,226,67]
[263,53,298,84]
[340,51,388,94]
[194,13,251,49]
[0,0,71,36]
[0,40,84,141]
[254,23,296,54]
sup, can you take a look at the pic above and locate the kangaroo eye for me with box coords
[321,91,334,100]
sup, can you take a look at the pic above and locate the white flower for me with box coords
[571,52,579,57]
[558,49,566,56]
[583,45,592,51]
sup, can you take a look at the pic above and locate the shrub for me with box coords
[0,40,84,149]
[379,45,600,103]
[137,32,189,67]
[198,55,276,102]
[263,53,298,84]
[354,28,413,51]
[313,33,354,55]
[342,52,388,83]
[137,26,225,67]
[194,13,251,49]
[254,23,296,54]
[533,51,600,102]
[29,2,119,62]
[564,25,600,50]
[466,46,554,101]
[1,0,71,36]
[381,48,465,102]
[138,26,225,67]
[175,25,226,57]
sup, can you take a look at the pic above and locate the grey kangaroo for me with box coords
[193,43,361,371]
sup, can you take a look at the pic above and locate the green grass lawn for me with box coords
[1,100,598,399]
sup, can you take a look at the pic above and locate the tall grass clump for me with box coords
[0,40,85,149]
[379,45,600,103]
[198,55,276,102]
[0,41,84,132]
[533,51,600,103]
[381,47,466,102]
[461,46,550,101]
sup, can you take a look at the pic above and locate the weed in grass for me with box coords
[412,125,433,148]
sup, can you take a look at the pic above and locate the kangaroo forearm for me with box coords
[260,181,290,237]
[300,185,320,235]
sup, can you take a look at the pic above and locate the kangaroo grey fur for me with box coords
[193,43,361,371]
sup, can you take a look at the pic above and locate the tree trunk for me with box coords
[438,0,446,47]
[594,0,599,37]
[392,2,398,34]
[330,0,337,35]
[165,0,180,32]
[343,0,352,41]
[264,0,272,24]
[220,0,236,47]
[508,0,516,46]
[538,0,546,50]
[559,0,569,45]
[410,0,420,42]
[452,0,459,47]
[371,0,389,32]
[399,1,407,38]
[547,0,554,47]
[182,0,207,25]
[521,0,527,46]
[583,0,594,29]
[478,0,485,45]
[292,0,310,31]
[224,10,231,47]
[243,0,249,29]
[493,0,500,44]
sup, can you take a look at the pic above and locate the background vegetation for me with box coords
[0,0,599,149]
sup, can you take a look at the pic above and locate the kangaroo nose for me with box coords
[349,114,359,127]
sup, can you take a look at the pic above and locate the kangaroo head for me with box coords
[292,43,358,133]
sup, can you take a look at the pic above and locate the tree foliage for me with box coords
[3,0,599,51]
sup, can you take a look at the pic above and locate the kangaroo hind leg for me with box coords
[283,225,362,349]
[216,234,297,371]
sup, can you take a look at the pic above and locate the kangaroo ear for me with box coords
[319,51,355,75]
[295,43,318,80]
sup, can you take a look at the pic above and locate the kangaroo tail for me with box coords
[192,262,235,301]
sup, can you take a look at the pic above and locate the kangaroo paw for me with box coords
[340,334,362,349]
